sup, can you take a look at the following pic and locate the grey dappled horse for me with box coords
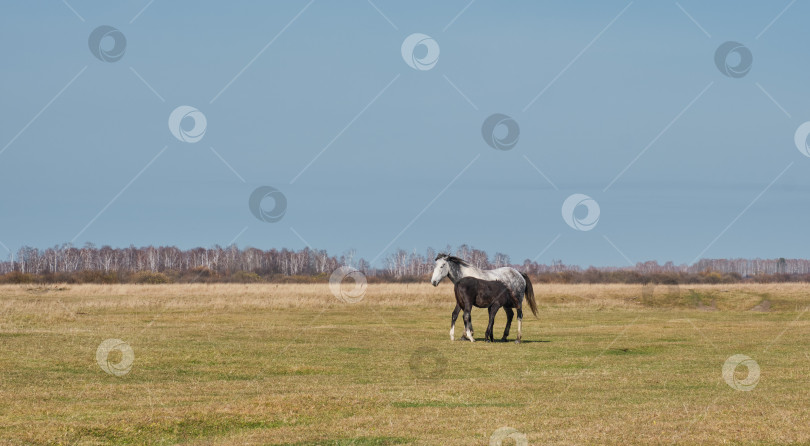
[430,254,537,343]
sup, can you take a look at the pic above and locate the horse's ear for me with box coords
[435,253,447,261]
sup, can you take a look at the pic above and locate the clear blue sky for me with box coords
[1,1,808,268]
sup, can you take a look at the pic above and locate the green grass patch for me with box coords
[70,417,286,445]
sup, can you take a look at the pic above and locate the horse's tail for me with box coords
[520,272,538,318]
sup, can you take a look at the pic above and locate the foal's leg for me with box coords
[486,304,501,342]
[450,304,461,341]
[462,307,474,342]
[515,308,523,344]
[501,307,514,342]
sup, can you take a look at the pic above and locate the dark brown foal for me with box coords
[452,277,521,343]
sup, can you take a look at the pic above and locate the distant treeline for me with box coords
[0,243,808,284]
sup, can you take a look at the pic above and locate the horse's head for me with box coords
[431,254,451,286]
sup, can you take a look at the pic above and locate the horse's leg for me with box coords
[486,304,500,342]
[501,307,514,342]
[462,307,474,342]
[450,304,461,341]
[515,308,523,344]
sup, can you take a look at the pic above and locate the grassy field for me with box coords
[1,282,809,445]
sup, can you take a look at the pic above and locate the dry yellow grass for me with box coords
[0,283,809,445]
[0,281,803,318]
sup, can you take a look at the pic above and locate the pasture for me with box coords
[1,282,809,445]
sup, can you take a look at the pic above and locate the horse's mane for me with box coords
[435,253,470,266]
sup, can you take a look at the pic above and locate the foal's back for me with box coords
[455,276,514,308]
